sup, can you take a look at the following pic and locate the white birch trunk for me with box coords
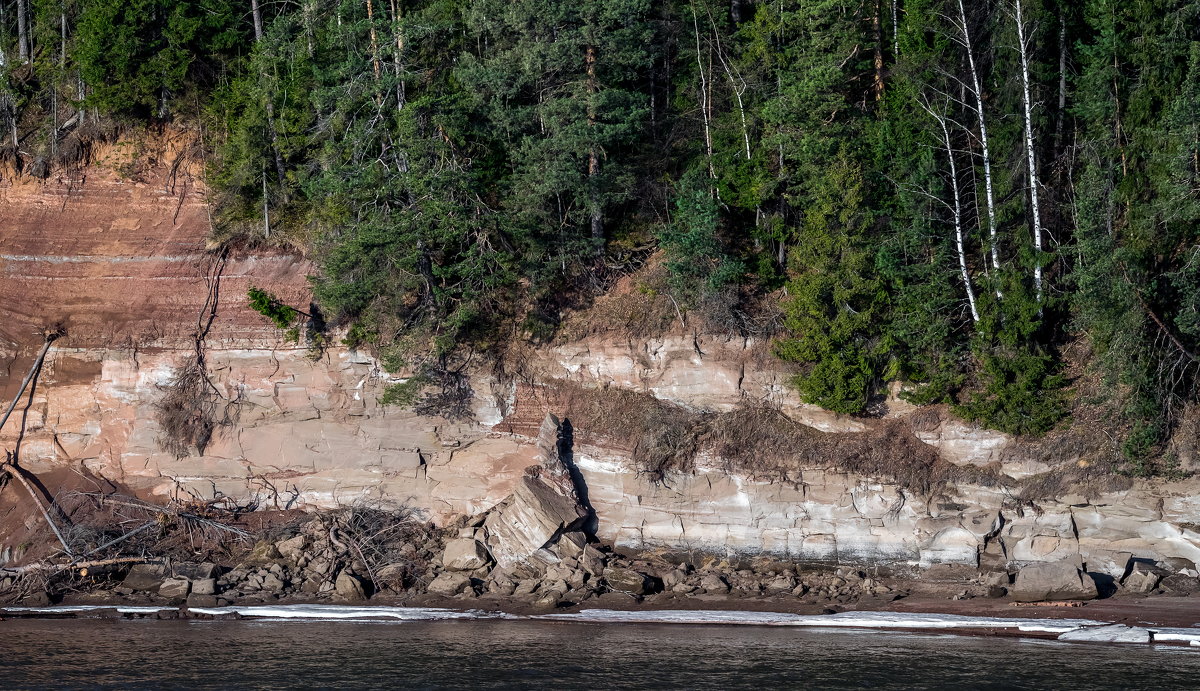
[17,0,29,62]
[691,4,716,181]
[892,0,900,58]
[954,0,1001,286]
[923,100,980,322]
[1015,0,1044,302]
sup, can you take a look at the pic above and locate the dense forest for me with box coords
[1,0,1198,472]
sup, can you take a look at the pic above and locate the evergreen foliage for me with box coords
[2,0,1198,471]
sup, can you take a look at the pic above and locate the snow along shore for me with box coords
[4,604,1200,646]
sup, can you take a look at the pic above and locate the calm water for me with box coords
[1,618,1197,689]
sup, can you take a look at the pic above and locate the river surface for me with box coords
[2,618,1198,689]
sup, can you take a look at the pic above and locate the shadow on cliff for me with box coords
[558,418,599,536]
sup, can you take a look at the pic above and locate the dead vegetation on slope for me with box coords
[555,383,999,495]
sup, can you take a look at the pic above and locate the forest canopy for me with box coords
[1,0,1198,474]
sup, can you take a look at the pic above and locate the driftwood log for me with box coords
[1,330,73,556]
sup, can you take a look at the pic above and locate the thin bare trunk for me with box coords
[390,0,406,112]
[366,0,382,103]
[250,0,286,190]
[938,112,980,322]
[262,172,270,238]
[706,8,750,160]
[586,44,603,248]
[17,0,29,62]
[1054,10,1067,156]
[1,460,73,556]
[1015,0,1043,303]
[873,0,885,99]
[954,0,1001,290]
[691,4,715,181]
[892,0,900,58]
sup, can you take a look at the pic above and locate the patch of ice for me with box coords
[1058,624,1152,644]
[185,604,515,621]
[1149,627,1200,645]
[1,605,174,614]
[538,609,1103,634]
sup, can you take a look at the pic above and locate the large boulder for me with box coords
[334,572,367,601]
[602,567,653,596]
[1122,562,1165,594]
[1011,560,1099,602]
[427,572,472,596]
[442,539,490,571]
[122,564,165,592]
[275,535,309,561]
[158,578,191,600]
[484,415,589,570]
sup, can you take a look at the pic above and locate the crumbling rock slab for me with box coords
[483,415,589,570]
[1012,560,1099,602]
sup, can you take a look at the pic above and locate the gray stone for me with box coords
[513,579,539,597]
[442,538,490,571]
[534,590,563,608]
[1159,574,1200,596]
[262,574,286,592]
[191,578,217,596]
[427,572,472,596]
[334,572,366,601]
[170,562,218,580]
[766,574,797,593]
[603,567,651,595]
[1058,624,1151,644]
[1122,563,1163,594]
[122,564,166,592]
[158,578,191,600]
[186,594,220,608]
[276,535,309,561]
[663,569,688,589]
[700,574,730,594]
[1012,560,1099,602]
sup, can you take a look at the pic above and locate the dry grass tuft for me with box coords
[557,384,997,495]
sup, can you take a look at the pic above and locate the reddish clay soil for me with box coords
[0,137,312,352]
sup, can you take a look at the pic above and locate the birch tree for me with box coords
[1013,0,1044,303]
[947,0,1001,281]
[919,96,981,322]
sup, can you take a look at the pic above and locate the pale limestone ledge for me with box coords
[4,341,1199,572]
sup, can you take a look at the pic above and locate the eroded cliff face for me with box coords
[3,148,1198,576]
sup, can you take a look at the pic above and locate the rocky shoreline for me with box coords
[4,415,1199,645]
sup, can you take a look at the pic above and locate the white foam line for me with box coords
[537,609,1104,634]
[1149,627,1200,645]
[185,604,517,621]
[2,605,174,614]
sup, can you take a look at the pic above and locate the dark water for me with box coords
[2,618,1197,689]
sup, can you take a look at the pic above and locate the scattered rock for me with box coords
[427,572,472,596]
[158,578,191,600]
[186,594,219,608]
[244,541,283,565]
[276,535,309,561]
[700,574,730,594]
[334,572,366,601]
[191,578,217,596]
[442,538,490,571]
[122,564,166,592]
[1122,563,1164,594]
[1158,574,1200,596]
[603,567,652,595]
[1011,560,1099,602]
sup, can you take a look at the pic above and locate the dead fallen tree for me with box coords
[1,328,74,557]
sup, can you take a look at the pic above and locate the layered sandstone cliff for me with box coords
[2,142,1198,578]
